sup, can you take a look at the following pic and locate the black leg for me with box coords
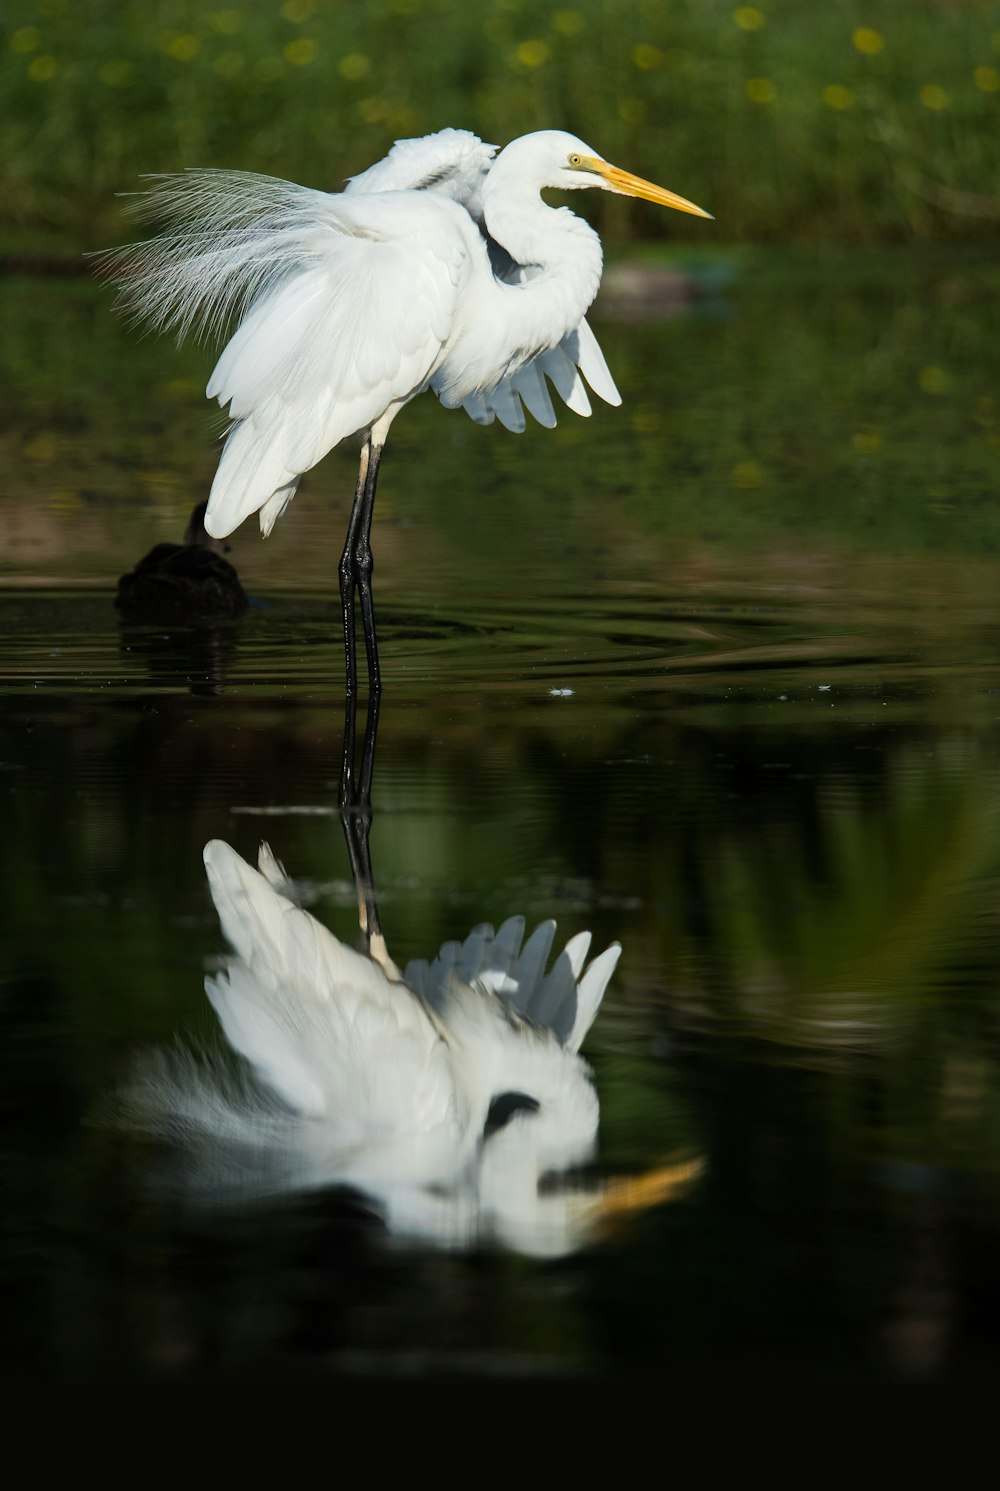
[338,436,384,698]
[338,445,367,698]
[339,687,358,808]
[356,440,383,697]
[338,686,385,953]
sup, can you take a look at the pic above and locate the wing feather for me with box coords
[464,315,617,434]
[487,380,526,434]
[203,840,451,1130]
[345,128,496,217]
[403,914,617,1051]
[199,199,469,536]
[106,174,472,537]
[512,361,557,428]
[574,317,622,407]
[534,341,592,417]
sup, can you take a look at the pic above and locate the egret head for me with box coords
[503,129,713,219]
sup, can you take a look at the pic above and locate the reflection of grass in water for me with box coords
[669,729,1000,1189]
[2,2,1000,247]
[712,733,1000,1198]
[594,719,1000,1207]
[702,735,1000,1039]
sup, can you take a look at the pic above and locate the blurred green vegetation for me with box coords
[2,249,998,590]
[3,0,1000,250]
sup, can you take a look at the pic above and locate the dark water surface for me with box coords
[3,251,1000,1381]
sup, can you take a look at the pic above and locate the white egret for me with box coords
[125,838,623,1255]
[107,128,711,692]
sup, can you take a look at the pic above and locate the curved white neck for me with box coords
[482,164,604,345]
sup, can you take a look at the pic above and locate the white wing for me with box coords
[109,171,476,537]
[345,127,496,220]
[465,319,621,433]
[459,281,621,435]
[345,130,621,438]
[202,192,472,536]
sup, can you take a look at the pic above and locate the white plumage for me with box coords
[124,839,622,1255]
[108,128,710,686]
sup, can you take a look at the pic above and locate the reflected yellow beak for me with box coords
[584,156,713,219]
[595,1155,706,1226]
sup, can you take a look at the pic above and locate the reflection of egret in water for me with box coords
[116,501,247,624]
[127,839,623,1255]
[123,695,698,1255]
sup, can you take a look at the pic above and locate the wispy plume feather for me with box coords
[98,169,339,345]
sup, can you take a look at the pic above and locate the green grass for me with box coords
[3,0,1000,249]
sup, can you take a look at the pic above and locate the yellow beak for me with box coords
[584,156,713,219]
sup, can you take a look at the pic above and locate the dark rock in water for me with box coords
[116,502,247,623]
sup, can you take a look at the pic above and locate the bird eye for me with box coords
[568,153,583,168]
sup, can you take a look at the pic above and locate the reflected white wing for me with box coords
[203,839,457,1149]
[404,914,621,1052]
